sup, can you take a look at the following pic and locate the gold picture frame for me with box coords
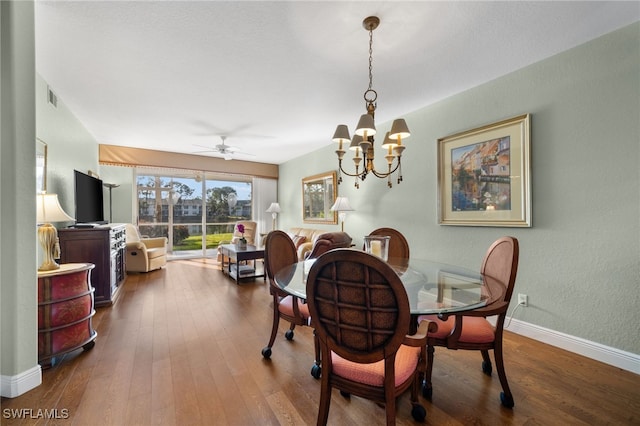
[302,171,337,224]
[438,114,531,227]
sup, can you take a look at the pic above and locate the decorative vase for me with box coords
[237,238,247,250]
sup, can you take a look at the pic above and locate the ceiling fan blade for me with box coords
[192,135,255,160]
[193,144,215,150]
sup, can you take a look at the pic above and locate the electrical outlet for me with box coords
[518,293,528,307]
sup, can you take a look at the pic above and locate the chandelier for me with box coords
[332,16,411,189]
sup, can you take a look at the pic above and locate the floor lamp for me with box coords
[266,202,281,231]
[330,197,354,232]
[103,183,120,223]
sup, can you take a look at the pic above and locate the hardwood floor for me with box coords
[3,258,639,425]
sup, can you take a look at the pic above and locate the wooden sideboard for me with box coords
[38,263,97,368]
[58,224,126,307]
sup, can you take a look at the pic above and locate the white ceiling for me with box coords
[35,1,640,165]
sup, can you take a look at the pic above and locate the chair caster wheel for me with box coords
[340,391,350,399]
[261,347,272,359]
[411,404,427,421]
[311,364,321,379]
[482,360,492,376]
[422,384,432,400]
[500,392,514,408]
[285,330,294,340]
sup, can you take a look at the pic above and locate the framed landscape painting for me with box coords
[302,171,337,224]
[437,114,531,227]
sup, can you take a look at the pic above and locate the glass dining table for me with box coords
[274,255,506,378]
[274,256,506,318]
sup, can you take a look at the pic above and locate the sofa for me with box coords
[287,227,352,260]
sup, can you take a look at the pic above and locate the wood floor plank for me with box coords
[3,258,639,425]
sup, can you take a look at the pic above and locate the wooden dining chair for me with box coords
[261,231,317,362]
[419,236,520,408]
[306,249,436,425]
[367,227,410,261]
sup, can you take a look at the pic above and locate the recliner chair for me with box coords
[125,224,168,273]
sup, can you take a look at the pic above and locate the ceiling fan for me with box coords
[193,136,255,161]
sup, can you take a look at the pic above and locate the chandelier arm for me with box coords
[367,158,402,179]
[338,162,367,179]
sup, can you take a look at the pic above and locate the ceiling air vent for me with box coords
[47,86,57,107]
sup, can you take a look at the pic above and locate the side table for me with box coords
[219,244,265,284]
[38,263,98,368]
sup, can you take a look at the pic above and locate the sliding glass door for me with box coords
[136,168,252,258]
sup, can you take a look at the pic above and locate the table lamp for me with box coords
[330,197,354,232]
[37,193,74,271]
[266,202,281,231]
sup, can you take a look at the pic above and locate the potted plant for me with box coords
[236,223,247,250]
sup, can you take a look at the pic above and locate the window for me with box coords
[136,168,252,258]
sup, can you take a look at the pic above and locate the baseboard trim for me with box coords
[505,318,639,375]
[1,365,42,398]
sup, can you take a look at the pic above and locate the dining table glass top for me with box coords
[274,256,506,316]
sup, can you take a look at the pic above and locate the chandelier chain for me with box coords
[334,16,409,189]
[368,26,374,92]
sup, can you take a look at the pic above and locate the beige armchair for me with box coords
[125,224,168,273]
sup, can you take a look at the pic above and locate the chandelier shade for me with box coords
[355,114,376,137]
[332,125,351,146]
[381,132,396,149]
[332,16,411,189]
[389,119,411,141]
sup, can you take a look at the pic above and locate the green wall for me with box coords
[279,23,640,355]
[36,74,100,216]
[1,0,38,394]
[1,3,100,395]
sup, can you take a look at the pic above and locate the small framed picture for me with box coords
[438,114,531,227]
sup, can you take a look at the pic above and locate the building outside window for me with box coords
[136,168,252,258]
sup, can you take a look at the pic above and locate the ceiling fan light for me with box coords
[389,118,410,140]
[354,114,376,137]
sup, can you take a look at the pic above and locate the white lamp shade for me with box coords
[330,196,354,212]
[37,193,74,224]
[266,202,281,213]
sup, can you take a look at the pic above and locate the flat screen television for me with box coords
[74,170,106,224]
